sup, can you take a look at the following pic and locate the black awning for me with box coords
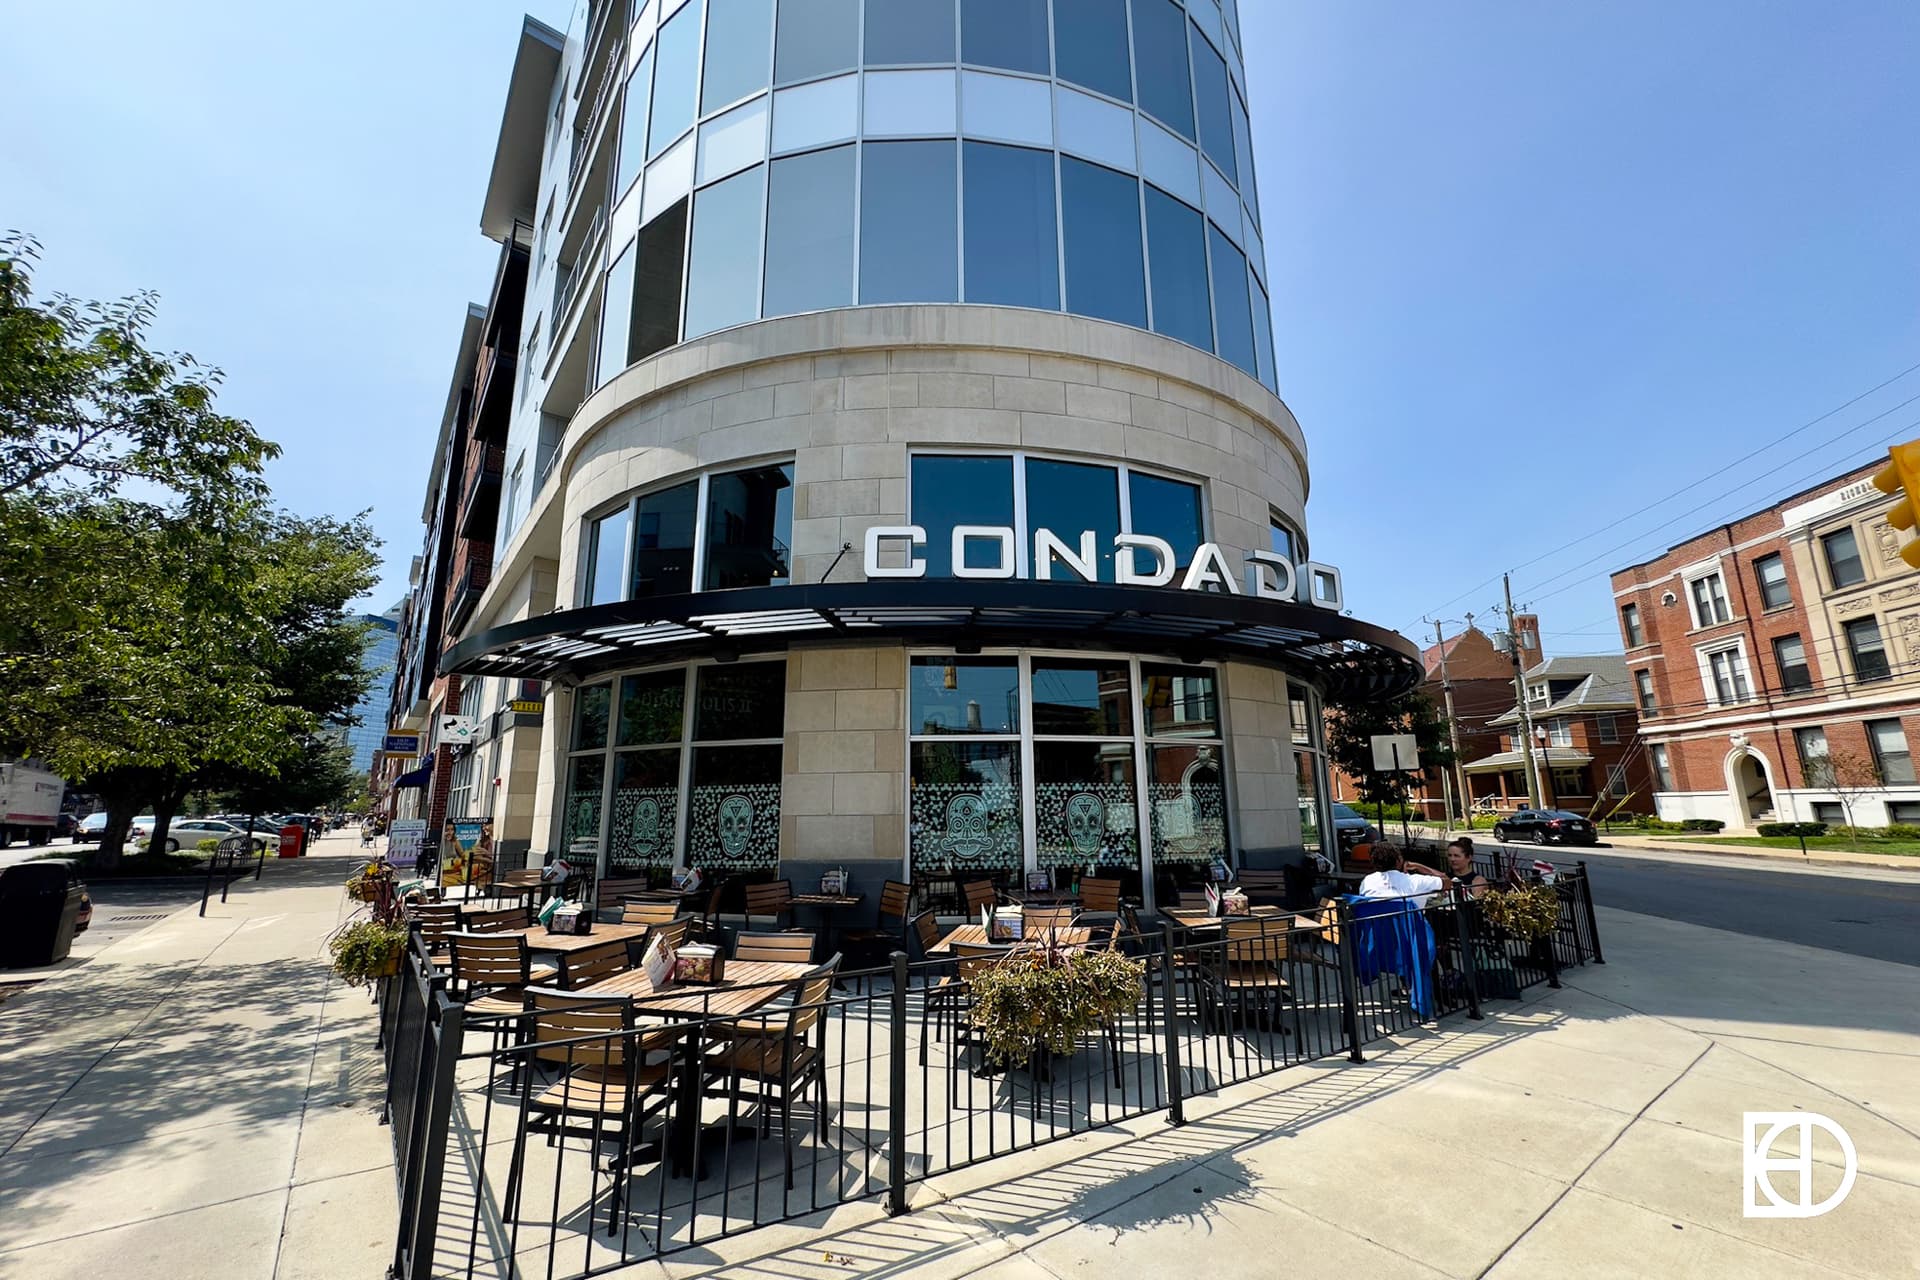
[439,580,1423,701]
[392,752,435,790]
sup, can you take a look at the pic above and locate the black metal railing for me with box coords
[382,874,1603,1280]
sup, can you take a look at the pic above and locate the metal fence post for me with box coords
[1541,888,1564,989]
[887,950,910,1216]
[1157,924,1185,1126]
[396,995,463,1280]
[1335,900,1365,1063]
[1577,861,1605,964]
[1451,891,1483,1021]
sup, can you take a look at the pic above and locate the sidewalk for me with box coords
[1405,823,1920,872]
[0,831,394,1280]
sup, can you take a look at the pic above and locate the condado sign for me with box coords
[862,526,1344,610]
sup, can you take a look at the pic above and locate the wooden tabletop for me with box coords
[1163,906,1291,927]
[577,959,817,1017]
[509,920,656,954]
[623,887,705,903]
[789,893,864,908]
[928,924,1095,956]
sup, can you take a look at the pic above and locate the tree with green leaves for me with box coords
[1802,749,1881,851]
[1323,685,1457,814]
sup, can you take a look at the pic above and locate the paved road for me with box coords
[1580,847,1920,968]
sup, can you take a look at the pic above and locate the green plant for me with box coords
[196,837,220,853]
[1680,819,1725,833]
[1480,884,1561,941]
[1883,823,1920,840]
[327,918,408,987]
[1756,822,1828,839]
[967,942,1144,1067]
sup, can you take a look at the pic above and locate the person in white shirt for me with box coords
[1356,844,1450,907]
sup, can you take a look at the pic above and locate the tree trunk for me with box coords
[150,780,188,859]
[96,795,142,870]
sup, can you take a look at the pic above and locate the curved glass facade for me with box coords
[597,0,1275,391]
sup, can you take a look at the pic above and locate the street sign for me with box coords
[381,733,421,756]
[1369,733,1420,773]
[438,714,477,745]
[510,699,545,715]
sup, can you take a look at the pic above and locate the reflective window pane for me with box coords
[1288,683,1312,747]
[1060,157,1146,327]
[1034,742,1137,870]
[911,657,1020,735]
[1148,743,1228,866]
[615,48,653,197]
[910,454,1014,577]
[1251,271,1276,391]
[763,145,855,316]
[963,142,1058,309]
[1231,85,1254,195]
[775,0,859,85]
[628,200,689,363]
[684,165,766,338]
[1189,22,1235,176]
[573,683,612,750]
[1026,457,1119,582]
[1031,659,1132,736]
[1054,0,1131,102]
[1133,0,1193,140]
[1294,750,1322,857]
[859,141,958,304]
[598,242,636,386]
[1209,223,1256,375]
[1142,664,1219,738]
[586,506,631,606]
[910,741,1022,877]
[702,0,773,114]
[630,480,698,598]
[962,0,1048,75]
[688,744,782,870]
[617,669,686,747]
[703,462,794,588]
[694,662,788,740]
[865,0,955,65]
[648,3,701,158]
[562,755,606,860]
[1145,186,1211,351]
[608,748,680,872]
[1128,472,1205,569]
[1269,518,1297,563]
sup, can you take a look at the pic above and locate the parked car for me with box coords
[54,812,78,840]
[1493,807,1597,846]
[1330,802,1382,849]
[137,819,280,855]
[74,813,156,843]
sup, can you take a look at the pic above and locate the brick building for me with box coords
[1468,654,1651,817]
[1609,461,1920,828]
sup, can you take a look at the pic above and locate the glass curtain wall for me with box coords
[1288,679,1328,861]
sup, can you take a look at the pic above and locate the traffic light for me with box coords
[1873,441,1920,569]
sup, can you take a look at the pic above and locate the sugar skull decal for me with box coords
[943,794,990,860]
[717,794,754,858]
[1065,791,1106,857]
[630,798,662,858]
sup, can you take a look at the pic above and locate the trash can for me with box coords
[0,860,87,968]
[278,824,306,858]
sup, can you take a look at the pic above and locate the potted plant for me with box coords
[329,918,409,986]
[1480,882,1562,971]
[966,935,1144,1071]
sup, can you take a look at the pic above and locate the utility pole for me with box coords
[1503,573,1543,808]
[1431,617,1472,828]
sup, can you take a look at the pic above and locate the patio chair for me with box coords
[616,899,681,927]
[504,987,676,1234]
[554,938,633,991]
[703,955,843,1189]
[1079,877,1124,916]
[744,879,796,930]
[445,931,557,1047]
[937,943,1009,1090]
[732,932,815,965]
[595,876,653,912]
[1205,918,1294,1039]
[462,905,532,933]
[961,879,999,919]
[1022,906,1076,935]
[620,918,691,969]
[410,902,461,966]
[840,879,912,967]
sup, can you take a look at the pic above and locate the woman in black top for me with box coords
[1444,839,1489,898]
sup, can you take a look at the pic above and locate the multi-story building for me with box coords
[1468,653,1650,817]
[425,0,1420,906]
[334,609,401,772]
[1610,460,1920,828]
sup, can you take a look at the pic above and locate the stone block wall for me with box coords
[1221,661,1304,853]
[779,645,907,900]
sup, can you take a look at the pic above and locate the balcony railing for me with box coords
[457,435,506,540]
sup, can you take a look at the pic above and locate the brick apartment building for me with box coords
[1609,460,1920,828]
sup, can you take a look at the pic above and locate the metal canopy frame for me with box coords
[439,580,1423,700]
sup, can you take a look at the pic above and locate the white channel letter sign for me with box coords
[863,526,1344,612]
[1743,1112,1857,1219]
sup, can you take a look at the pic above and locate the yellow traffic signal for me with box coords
[1873,440,1920,569]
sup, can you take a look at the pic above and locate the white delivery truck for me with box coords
[0,763,66,847]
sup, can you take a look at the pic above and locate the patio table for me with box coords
[788,892,864,952]
[507,920,656,955]
[577,959,817,1175]
[1162,906,1292,929]
[926,924,1094,956]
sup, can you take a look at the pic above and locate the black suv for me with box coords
[1492,807,1597,846]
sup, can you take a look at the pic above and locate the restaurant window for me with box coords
[1290,680,1327,861]
[1649,744,1673,792]
[1142,664,1228,877]
[1032,658,1139,875]
[562,682,614,861]
[1793,726,1827,772]
[630,479,699,597]
[910,657,1024,879]
[584,506,632,606]
[1773,634,1812,693]
[445,750,478,820]
[687,664,786,872]
[1269,517,1303,564]
[703,463,794,589]
[1129,472,1206,571]
[1635,669,1656,715]
[1822,528,1865,589]
[910,454,1016,579]
[1844,617,1890,682]
[1620,603,1642,648]
[1867,718,1915,786]
[1689,572,1731,627]
[1754,553,1792,610]
[607,669,685,873]
[1026,457,1120,582]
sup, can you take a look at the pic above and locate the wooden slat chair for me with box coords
[1208,918,1293,1038]
[1235,869,1288,907]
[1022,906,1077,935]
[936,942,1009,1088]
[743,879,796,931]
[1176,889,1214,910]
[1079,877,1124,915]
[732,932,815,965]
[446,931,556,1025]
[462,905,532,933]
[596,877,653,913]
[915,912,964,1063]
[553,938,633,991]
[504,987,676,1233]
[703,955,842,1190]
[411,903,462,967]
[961,879,999,919]
[616,899,682,927]
[840,879,913,968]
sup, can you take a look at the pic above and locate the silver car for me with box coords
[139,819,280,854]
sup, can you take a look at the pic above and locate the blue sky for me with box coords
[5,2,1917,654]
